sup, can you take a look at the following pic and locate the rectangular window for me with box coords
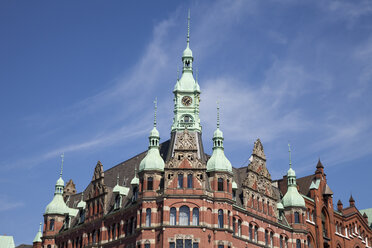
[145,244,150,248]
[170,242,175,248]
[218,178,224,191]
[218,245,224,248]
[185,239,192,248]
[178,174,183,188]
[187,174,193,188]
[147,177,153,190]
[176,239,184,248]
[192,243,199,248]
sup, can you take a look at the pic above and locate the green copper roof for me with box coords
[207,105,232,173]
[309,179,320,190]
[0,235,15,248]
[77,193,86,209]
[282,144,305,208]
[360,208,372,226]
[113,175,130,195]
[277,202,284,210]
[232,181,238,190]
[139,99,165,172]
[131,167,139,185]
[33,223,42,243]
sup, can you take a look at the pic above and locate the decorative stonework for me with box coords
[174,129,197,151]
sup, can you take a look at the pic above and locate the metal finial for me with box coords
[60,153,64,177]
[288,143,292,168]
[217,100,220,129]
[39,222,42,231]
[81,192,84,201]
[187,9,190,46]
[154,97,157,127]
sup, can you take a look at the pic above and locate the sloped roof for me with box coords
[0,236,15,248]
[276,174,316,197]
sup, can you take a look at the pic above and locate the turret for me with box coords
[349,194,355,207]
[32,223,42,248]
[282,145,306,227]
[139,99,165,195]
[337,199,343,212]
[207,103,233,196]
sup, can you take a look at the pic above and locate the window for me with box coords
[232,217,236,234]
[170,207,176,225]
[226,180,230,192]
[187,174,193,188]
[192,208,199,226]
[132,186,138,202]
[270,232,274,247]
[177,239,183,248]
[145,244,150,248]
[227,211,231,229]
[79,209,85,223]
[265,230,269,246]
[178,174,184,188]
[232,190,236,200]
[296,239,301,248]
[249,224,253,241]
[321,211,328,237]
[146,208,151,227]
[115,195,121,209]
[280,236,283,248]
[147,177,153,190]
[185,239,192,248]
[254,226,258,242]
[170,242,175,248]
[193,243,199,248]
[49,219,55,231]
[93,230,97,243]
[294,212,300,223]
[180,206,190,226]
[285,238,289,248]
[238,220,242,237]
[218,178,224,191]
[218,209,224,228]
[218,245,224,248]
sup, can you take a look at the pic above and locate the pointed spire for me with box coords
[349,194,355,206]
[316,158,324,168]
[337,199,343,211]
[60,152,64,177]
[154,97,157,128]
[187,8,190,47]
[288,143,292,168]
[217,100,220,129]
[33,222,43,243]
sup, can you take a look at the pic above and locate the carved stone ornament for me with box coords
[92,161,104,181]
[252,139,266,160]
[174,129,197,151]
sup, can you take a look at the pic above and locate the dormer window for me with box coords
[79,209,85,223]
[132,186,138,202]
[115,195,121,209]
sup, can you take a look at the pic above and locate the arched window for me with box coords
[218,178,224,191]
[178,174,183,188]
[170,207,176,225]
[265,230,269,246]
[285,237,289,248]
[321,211,328,237]
[249,224,253,240]
[49,219,55,231]
[280,236,284,248]
[238,219,242,237]
[232,217,236,234]
[147,177,153,190]
[192,208,199,226]
[187,174,193,188]
[294,212,300,223]
[146,208,151,227]
[218,209,224,228]
[296,239,301,248]
[254,226,258,242]
[270,232,274,248]
[179,205,190,226]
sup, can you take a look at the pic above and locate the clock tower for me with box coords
[171,10,201,133]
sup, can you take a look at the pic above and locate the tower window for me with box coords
[170,207,176,225]
[296,239,301,248]
[294,212,300,223]
[218,178,224,191]
[185,60,190,67]
[192,208,199,226]
[179,205,190,226]
[218,209,224,228]
[146,208,151,227]
[147,177,153,190]
[49,219,55,231]
[178,174,184,188]
[187,174,193,188]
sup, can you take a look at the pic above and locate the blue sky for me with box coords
[1,0,372,244]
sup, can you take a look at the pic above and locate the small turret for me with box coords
[206,103,232,173]
[282,144,305,208]
[349,194,355,207]
[130,167,139,186]
[32,223,42,248]
[337,199,343,212]
[139,98,165,172]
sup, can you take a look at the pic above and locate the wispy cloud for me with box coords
[0,196,23,212]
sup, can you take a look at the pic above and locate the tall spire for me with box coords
[217,100,220,129]
[288,143,292,168]
[154,97,157,128]
[60,152,64,177]
[187,8,190,47]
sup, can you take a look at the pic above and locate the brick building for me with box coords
[33,12,372,248]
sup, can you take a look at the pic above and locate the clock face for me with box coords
[182,96,192,106]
